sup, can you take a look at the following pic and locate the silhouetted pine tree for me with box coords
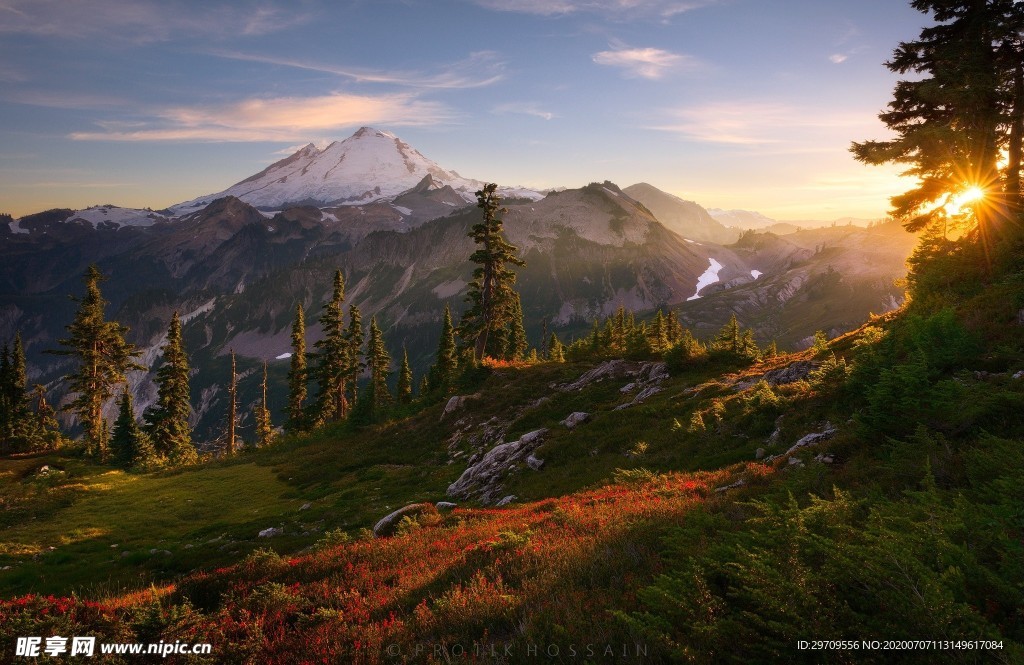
[345,304,364,412]
[428,304,458,394]
[314,271,349,423]
[50,265,142,461]
[505,292,528,361]
[458,183,526,362]
[145,312,195,465]
[111,387,155,468]
[254,361,274,447]
[397,347,413,404]
[286,303,308,432]
[1,335,32,452]
[226,350,237,456]
[548,332,565,362]
[366,317,392,411]
[649,310,670,353]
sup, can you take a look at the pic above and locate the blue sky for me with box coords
[0,0,926,219]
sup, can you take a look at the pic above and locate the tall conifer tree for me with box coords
[458,183,526,362]
[51,265,142,460]
[396,347,413,404]
[429,304,458,393]
[254,361,274,447]
[286,302,308,431]
[146,312,195,464]
[366,317,392,411]
[314,271,349,423]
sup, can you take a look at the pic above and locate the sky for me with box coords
[0,0,928,220]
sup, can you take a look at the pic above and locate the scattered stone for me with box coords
[120,551,131,558]
[373,503,434,538]
[183,544,194,549]
[299,502,312,511]
[558,359,635,392]
[447,429,548,504]
[781,422,837,457]
[37,465,50,475]
[435,501,458,511]
[110,544,118,548]
[258,527,284,539]
[495,495,517,507]
[589,448,599,457]
[1013,370,1024,380]
[441,393,480,420]
[526,454,545,471]
[755,447,766,460]
[1,566,10,570]
[1017,308,1024,325]
[736,361,817,391]
[561,412,590,429]
[788,456,803,466]
[620,382,637,393]
[815,453,835,464]
[614,362,669,410]
[714,478,746,493]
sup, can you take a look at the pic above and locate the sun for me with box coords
[946,185,986,215]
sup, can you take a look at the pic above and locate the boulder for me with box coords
[435,501,458,511]
[561,412,590,429]
[258,527,284,538]
[495,495,517,507]
[447,429,548,503]
[441,393,480,420]
[1014,370,1024,380]
[755,447,766,460]
[373,503,435,538]
[558,359,634,392]
[526,454,545,471]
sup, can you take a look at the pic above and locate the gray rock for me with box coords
[736,361,816,391]
[620,382,637,393]
[1013,370,1024,380]
[783,423,837,456]
[714,478,746,493]
[558,359,633,392]
[755,447,766,460]
[299,502,312,511]
[441,393,480,420]
[1018,309,1024,325]
[526,454,545,471]
[373,503,434,538]
[814,453,835,464]
[435,501,458,511]
[447,428,548,503]
[495,495,517,507]
[561,412,590,429]
[258,527,284,538]
[788,456,803,466]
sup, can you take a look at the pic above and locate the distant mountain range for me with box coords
[0,127,915,440]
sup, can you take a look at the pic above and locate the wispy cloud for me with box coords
[69,92,455,142]
[0,0,308,43]
[470,0,714,19]
[492,102,556,120]
[829,54,848,64]
[207,50,505,90]
[650,102,870,146]
[593,41,700,79]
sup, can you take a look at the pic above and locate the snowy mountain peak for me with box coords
[172,127,489,213]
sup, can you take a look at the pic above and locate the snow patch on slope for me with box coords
[687,258,724,301]
[63,206,169,229]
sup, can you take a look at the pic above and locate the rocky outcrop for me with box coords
[765,422,837,462]
[614,362,669,410]
[447,429,548,504]
[736,360,816,391]
[373,503,436,538]
[441,393,479,420]
[561,412,590,429]
[557,360,635,392]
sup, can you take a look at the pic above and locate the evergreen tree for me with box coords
[396,347,413,404]
[765,340,779,358]
[429,304,458,394]
[111,387,145,468]
[504,291,528,361]
[713,314,743,354]
[226,350,237,456]
[666,310,683,346]
[548,332,565,362]
[649,309,670,353]
[458,183,526,362]
[29,385,65,452]
[851,0,1024,233]
[366,317,392,411]
[589,320,601,355]
[50,265,142,460]
[314,271,349,424]
[254,361,274,448]
[285,302,308,432]
[145,312,195,465]
[345,304,364,412]
[1,336,32,452]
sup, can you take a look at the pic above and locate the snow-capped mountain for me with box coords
[707,208,778,230]
[173,127,540,213]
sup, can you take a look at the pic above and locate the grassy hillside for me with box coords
[2,231,1023,663]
